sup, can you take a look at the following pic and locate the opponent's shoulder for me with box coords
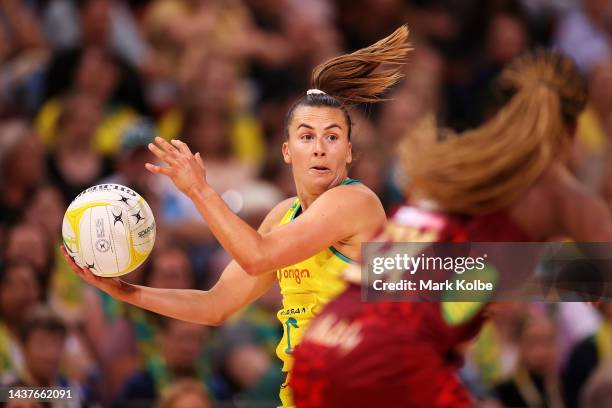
[258,197,298,233]
[541,165,592,212]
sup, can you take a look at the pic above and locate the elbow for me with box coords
[243,263,262,277]
[242,254,269,277]
[207,309,228,327]
[209,315,226,327]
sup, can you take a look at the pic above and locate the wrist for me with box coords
[112,280,137,302]
[188,183,213,200]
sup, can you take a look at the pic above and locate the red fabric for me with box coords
[290,206,530,408]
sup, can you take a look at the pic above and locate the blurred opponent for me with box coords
[290,51,612,408]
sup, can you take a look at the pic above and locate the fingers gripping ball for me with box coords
[62,184,156,277]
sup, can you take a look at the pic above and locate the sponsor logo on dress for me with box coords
[277,268,311,284]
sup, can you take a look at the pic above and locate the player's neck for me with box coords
[297,190,319,211]
[297,174,349,210]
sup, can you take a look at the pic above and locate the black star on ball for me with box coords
[118,195,131,204]
[112,210,123,226]
[86,262,96,270]
[132,210,144,224]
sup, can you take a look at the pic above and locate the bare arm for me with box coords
[188,183,381,275]
[61,200,292,326]
[555,166,612,241]
[62,253,275,326]
[146,137,385,275]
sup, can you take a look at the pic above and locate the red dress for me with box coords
[290,206,530,408]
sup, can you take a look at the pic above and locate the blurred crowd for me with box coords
[1,0,612,407]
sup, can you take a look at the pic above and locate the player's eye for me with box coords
[327,134,339,141]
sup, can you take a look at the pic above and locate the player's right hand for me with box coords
[145,137,208,198]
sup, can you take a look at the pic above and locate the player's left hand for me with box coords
[60,245,132,300]
[145,137,208,196]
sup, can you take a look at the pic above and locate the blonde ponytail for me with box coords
[401,50,587,215]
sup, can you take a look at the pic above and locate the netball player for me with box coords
[290,51,612,408]
[61,26,412,406]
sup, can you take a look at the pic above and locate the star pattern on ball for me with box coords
[118,194,131,204]
[112,209,124,226]
[132,210,144,224]
[86,261,96,271]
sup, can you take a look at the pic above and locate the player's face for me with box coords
[283,106,352,192]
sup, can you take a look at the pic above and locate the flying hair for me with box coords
[401,50,587,215]
[285,25,413,139]
[310,24,413,104]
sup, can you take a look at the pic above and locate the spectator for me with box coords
[116,318,212,407]
[1,306,90,406]
[43,92,113,202]
[0,262,42,376]
[157,378,212,408]
[0,121,44,233]
[574,60,612,187]
[0,0,49,117]
[555,0,612,74]
[5,222,54,293]
[42,0,152,70]
[494,312,563,408]
[37,47,141,156]
[128,245,198,366]
[563,302,612,408]
[464,303,527,392]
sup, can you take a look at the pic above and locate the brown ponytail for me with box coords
[401,50,587,215]
[285,25,412,138]
[311,25,412,104]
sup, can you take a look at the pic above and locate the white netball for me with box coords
[62,184,156,277]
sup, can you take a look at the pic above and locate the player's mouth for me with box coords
[310,165,331,174]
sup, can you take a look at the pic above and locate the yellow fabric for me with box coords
[34,98,137,155]
[596,319,612,360]
[231,113,265,166]
[279,383,294,408]
[468,322,505,386]
[157,109,182,142]
[157,109,265,166]
[35,98,62,146]
[577,106,607,155]
[92,108,138,155]
[0,323,13,375]
[274,198,350,406]
[49,244,85,318]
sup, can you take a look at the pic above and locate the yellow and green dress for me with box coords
[275,179,361,407]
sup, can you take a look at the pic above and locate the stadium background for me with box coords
[0,0,612,406]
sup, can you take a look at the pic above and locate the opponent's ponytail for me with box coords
[285,25,412,139]
[401,50,587,215]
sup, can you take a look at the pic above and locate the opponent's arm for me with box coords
[555,166,612,241]
[61,199,292,325]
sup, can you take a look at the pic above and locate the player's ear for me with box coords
[346,142,352,165]
[282,141,291,164]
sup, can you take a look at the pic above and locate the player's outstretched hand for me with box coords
[60,245,133,299]
[145,137,207,197]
